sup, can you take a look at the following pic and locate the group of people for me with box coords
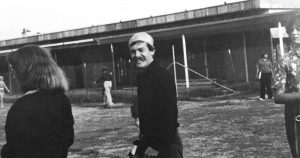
[0,31,182,158]
[0,12,299,158]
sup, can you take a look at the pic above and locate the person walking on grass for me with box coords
[273,12,300,158]
[0,76,10,108]
[256,52,273,100]
[1,45,74,158]
[95,68,114,107]
[128,32,183,158]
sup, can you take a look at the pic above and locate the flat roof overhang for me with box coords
[95,11,297,44]
[1,0,299,51]
[0,10,297,54]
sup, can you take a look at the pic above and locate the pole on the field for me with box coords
[172,45,178,98]
[182,34,189,88]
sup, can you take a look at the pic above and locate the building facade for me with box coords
[0,0,299,92]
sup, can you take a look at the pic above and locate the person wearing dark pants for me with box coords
[128,32,183,158]
[256,52,273,100]
[260,72,273,100]
[273,12,300,158]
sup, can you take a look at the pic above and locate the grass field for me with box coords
[0,90,292,158]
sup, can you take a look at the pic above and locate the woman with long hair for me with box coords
[1,45,74,158]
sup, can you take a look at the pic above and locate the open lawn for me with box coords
[0,91,292,158]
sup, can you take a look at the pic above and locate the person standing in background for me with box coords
[256,52,273,100]
[96,68,114,107]
[0,76,10,108]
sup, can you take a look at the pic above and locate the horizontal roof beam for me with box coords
[0,0,268,49]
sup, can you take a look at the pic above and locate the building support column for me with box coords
[182,34,190,88]
[269,28,275,62]
[172,45,178,97]
[203,39,209,77]
[110,44,117,90]
[8,63,12,93]
[83,62,87,95]
[242,32,249,83]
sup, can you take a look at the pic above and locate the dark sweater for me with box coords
[1,90,74,158]
[136,61,179,154]
[256,58,272,73]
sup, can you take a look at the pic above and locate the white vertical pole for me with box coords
[172,45,178,97]
[242,32,249,83]
[278,22,284,57]
[182,34,190,88]
[228,49,237,83]
[203,39,208,77]
[8,63,12,92]
[83,62,87,96]
[110,44,117,90]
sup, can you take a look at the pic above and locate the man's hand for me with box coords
[143,147,159,158]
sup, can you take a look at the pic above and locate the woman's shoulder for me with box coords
[17,89,68,104]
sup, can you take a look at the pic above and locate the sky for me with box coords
[0,0,244,40]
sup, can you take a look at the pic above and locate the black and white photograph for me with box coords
[0,0,300,157]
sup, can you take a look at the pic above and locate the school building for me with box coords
[0,0,299,93]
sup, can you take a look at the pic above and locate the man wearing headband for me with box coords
[128,32,183,158]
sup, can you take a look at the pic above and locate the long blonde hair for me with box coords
[7,45,69,92]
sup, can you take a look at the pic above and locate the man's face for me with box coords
[291,19,300,45]
[129,42,154,69]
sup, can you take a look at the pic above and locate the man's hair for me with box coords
[129,41,155,51]
[7,45,69,92]
[286,12,300,35]
[261,52,268,58]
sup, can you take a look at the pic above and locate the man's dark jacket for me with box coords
[135,61,179,155]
